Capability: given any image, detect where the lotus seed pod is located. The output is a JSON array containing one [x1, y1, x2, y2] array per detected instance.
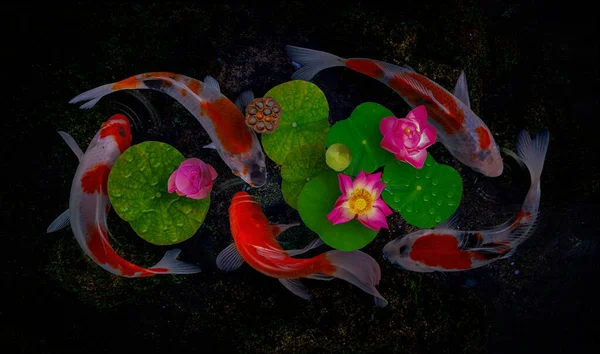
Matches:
[[245, 96, 281, 133], [326, 143, 353, 172]]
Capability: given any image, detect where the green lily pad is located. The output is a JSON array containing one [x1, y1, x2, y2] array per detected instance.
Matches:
[[298, 171, 377, 251], [382, 154, 462, 228], [326, 102, 395, 176], [108, 141, 211, 245], [262, 80, 330, 165], [281, 179, 305, 210], [281, 144, 329, 182]]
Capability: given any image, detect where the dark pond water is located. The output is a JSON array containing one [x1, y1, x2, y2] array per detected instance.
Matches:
[[5, 1, 597, 353]]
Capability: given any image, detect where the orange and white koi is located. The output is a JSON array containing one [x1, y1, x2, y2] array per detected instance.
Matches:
[[285, 46, 503, 177], [69, 73, 266, 187], [46, 114, 201, 277], [382, 130, 549, 272], [216, 192, 388, 306]]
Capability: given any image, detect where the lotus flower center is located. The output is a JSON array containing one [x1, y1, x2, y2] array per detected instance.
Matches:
[[404, 127, 411, 135], [348, 188, 373, 215]]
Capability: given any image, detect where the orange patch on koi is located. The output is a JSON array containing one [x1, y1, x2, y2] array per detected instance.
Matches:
[[81, 164, 111, 195], [200, 98, 252, 154], [181, 88, 187, 97], [186, 79, 203, 95], [389, 73, 465, 134], [112, 76, 139, 90], [100, 120, 132, 153], [346, 59, 384, 79], [475, 126, 491, 150]]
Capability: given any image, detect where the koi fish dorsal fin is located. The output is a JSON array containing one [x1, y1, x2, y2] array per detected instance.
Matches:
[[271, 223, 300, 238], [57, 131, 84, 162], [278, 278, 311, 300], [453, 71, 471, 108], [203, 75, 220, 92], [216, 243, 245, 272], [46, 209, 70, 233], [403, 64, 417, 73], [234, 90, 255, 113], [284, 45, 346, 81]]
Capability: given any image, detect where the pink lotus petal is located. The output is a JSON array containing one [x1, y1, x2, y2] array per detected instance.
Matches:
[[353, 170, 368, 190], [327, 201, 354, 225], [176, 170, 198, 195], [187, 185, 212, 200], [207, 164, 218, 180], [417, 125, 437, 150], [364, 172, 382, 195], [407, 105, 428, 128], [379, 117, 398, 136], [357, 208, 390, 231], [380, 132, 400, 153], [332, 195, 349, 209], [168, 171, 178, 193], [372, 198, 393, 217], [403, 149, 428, 169], [175, 189, 185, 196], [371, 182, 386, 199], [338, 173, 354, 197]]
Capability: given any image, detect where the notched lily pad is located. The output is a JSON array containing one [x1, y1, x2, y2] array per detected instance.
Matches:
[[281, 179, 306, 210], [108, 141, 210, 245], [382, 154, 462, 228], [327, 102, 395, 176], [262, 80, 330, 165], [298, 171, 377, 251]]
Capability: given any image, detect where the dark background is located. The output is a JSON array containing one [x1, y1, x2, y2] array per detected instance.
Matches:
[[4, 1, 598, 353]]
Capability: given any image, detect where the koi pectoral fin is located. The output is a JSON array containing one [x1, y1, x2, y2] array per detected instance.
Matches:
[[286, 238, 324, 257], [57, 131, 84, 162], [203, 142, 217, 150], [279, 278, 311, 300], [453, 70, 471, 108], [271, 222, 301, 238], [46, 209, 70, 233], [203, 75, 221, 92], [216, 243, 245, 272]]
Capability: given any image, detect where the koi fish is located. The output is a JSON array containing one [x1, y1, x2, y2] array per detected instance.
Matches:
[[216, 192, 388, 307], [285, 46, 503, 177], [46, 114, 201, 277], [382, 130, 549, 272], [69, 73, 267, 187]]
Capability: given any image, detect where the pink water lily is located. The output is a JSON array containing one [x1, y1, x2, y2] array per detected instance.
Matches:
[[327, 171, 393, 232], [380, 105, 437, 169], [168, 158, 218, 200]]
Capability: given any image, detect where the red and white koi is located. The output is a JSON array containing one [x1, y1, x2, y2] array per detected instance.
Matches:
[[46, 114, 201, 277], [285, 46, 503, 177], [69, 73, 266, 187], [382, 130, 549, 272], [216, 192, 388, 307]]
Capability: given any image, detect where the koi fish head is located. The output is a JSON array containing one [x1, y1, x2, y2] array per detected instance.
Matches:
[[98, 114, 132, 153], [226, 136, 267, 188], [471, 145, 503, 177], [382, 230, 435, 273]]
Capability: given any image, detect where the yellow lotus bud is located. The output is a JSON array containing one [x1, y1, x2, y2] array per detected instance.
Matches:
[[326, 143, 352, 172]]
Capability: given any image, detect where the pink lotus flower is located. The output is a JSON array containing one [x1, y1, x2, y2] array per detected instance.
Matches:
[[327, 171, 393, 232], [380, 105, 437, 169], [168, 158, 218, 200]]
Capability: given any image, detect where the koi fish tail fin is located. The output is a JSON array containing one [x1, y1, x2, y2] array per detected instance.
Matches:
[[285, 45, 346, 81], [69, 83, 115, 109], [315, 250, 388, 307], [148, 249, 201, 274], [515, 129, 549, 185]]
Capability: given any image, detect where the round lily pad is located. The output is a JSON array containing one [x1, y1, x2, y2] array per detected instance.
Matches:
[[108, 141, 211, 245], [381, 154, 462, 228], [261, 80, 330, 165], [298, 171, 377, 251], [281, 144, 329, 182], [281, 179, 305, 210], [326, 102, 395, 176]]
